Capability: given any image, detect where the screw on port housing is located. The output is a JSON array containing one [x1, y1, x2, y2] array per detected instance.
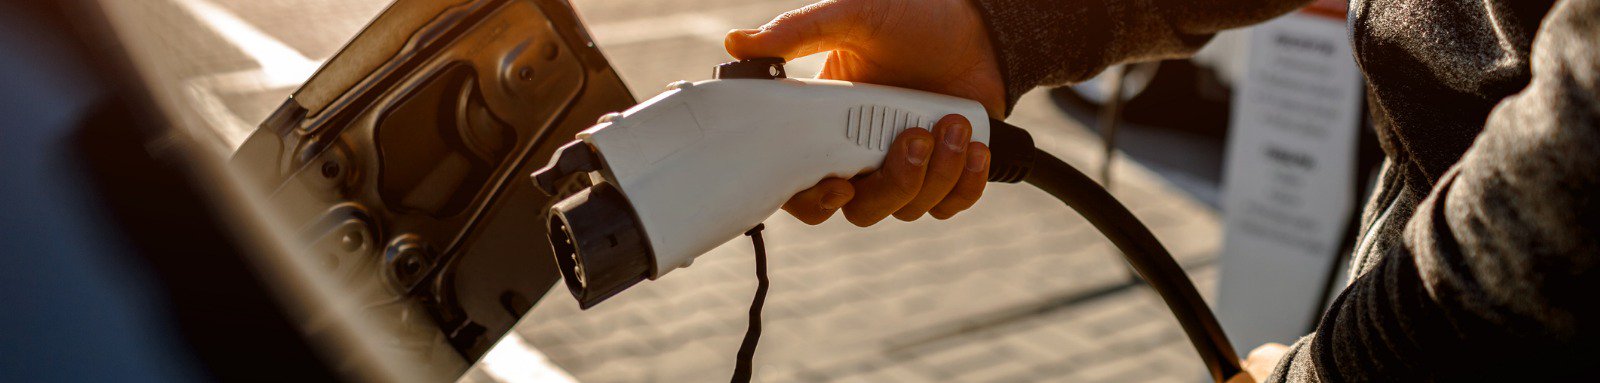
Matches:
[[384, 238, 435, 291]]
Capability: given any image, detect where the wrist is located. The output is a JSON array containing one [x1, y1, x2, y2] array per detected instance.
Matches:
[[965, 0, 1116, 112]]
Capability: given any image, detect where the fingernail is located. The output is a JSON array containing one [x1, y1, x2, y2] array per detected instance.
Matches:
[[735, 28, 760, 36], [821, 192, 848, 210], [907, 137, 931, 166], [967, 150, 989, 172], [943, 123, 967, 151]]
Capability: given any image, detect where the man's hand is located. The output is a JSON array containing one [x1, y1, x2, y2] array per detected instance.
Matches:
[[725, 0, 1006, 226], [781, 115, 990, 226], [724, 0, 1006, 114], [1226, 342, 1290, 383]]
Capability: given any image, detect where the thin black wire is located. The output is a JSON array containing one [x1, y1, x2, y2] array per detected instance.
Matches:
[[731, 224, 768, 383]]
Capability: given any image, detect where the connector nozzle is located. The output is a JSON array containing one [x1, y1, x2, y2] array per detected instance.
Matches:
[[547, 182, 654, 309]]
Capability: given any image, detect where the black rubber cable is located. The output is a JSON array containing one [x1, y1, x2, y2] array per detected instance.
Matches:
[[731, 224, 768, 383], [985, 118, 1240, 381], [730, 120, 1240, 382]]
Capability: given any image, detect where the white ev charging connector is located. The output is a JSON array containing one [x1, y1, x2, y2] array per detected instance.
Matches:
[[537, 62, 989, 305], [532, 59, 1244, 382]]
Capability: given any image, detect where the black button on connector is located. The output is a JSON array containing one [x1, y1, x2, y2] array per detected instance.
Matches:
[[714, 58, 786, 80]]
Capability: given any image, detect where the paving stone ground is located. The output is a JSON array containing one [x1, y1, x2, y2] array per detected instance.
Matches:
[[121, 0, 1227, 381]]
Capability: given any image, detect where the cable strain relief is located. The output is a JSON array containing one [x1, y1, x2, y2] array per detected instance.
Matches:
[[986, 118, 1036, 183]]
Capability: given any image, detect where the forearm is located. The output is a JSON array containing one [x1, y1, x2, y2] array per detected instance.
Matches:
[[968, 0, 1310, 110], [1270, 1, 1600, 381]]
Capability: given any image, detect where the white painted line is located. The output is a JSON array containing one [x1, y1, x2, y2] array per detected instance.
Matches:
[[167, 0, 329, 149], [476, 333, 580, 383], [184, 80, 257, 149], [168, 0, 318, 87]]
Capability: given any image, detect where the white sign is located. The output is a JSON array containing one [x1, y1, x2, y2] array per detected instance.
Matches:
[[1216, 6, 1364, 351]]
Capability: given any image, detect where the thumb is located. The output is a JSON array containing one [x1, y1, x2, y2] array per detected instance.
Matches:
[[724, 0, 864, 60], [1243, 343, 1290, 381]]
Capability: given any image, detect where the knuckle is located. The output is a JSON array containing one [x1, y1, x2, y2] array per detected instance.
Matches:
[[820, 178, 856, 195], [943, 191, 979, 208], [885, 170, 924, 198], [889, 182, 921, 202], [843, 204, 890, 227], [957, 174, 988, 194], [865, 171, 920, 203], [934, 190, 979, 210], [846, 213, 877, 227], [924, 172, 962, 194], [929, 203, 968, 219], [907, 186, 949, 210], [781, 202, 804, 214], [930, 158, 965, 180], [786, 210, 818, 225], [893, 210, 924, 222]]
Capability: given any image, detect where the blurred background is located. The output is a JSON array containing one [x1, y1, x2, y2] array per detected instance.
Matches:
[[27, 0, 1369, 382]]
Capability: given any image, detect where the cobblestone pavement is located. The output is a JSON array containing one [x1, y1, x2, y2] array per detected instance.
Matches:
[[112, 0, 1225, 381]]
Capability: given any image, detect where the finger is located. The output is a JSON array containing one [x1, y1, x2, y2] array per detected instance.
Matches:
[[929, 142, 989, 220], [1243, 343, 1290, 381], [782, 178, 855, 225], [724, 0, 863, 60], [1223, 372, 1258, 383], [894, 115, 971, 221], [842, 128, 934, 227], [816, 50, 846, 79]]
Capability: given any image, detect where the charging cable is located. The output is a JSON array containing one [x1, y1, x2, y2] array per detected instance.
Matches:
[[722, 121, 1240, 382], [994, 119, 1243, 382], [731, 224, 768, 383]]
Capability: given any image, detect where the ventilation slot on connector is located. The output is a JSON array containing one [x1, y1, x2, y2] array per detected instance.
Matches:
[[845, 105, 925, 151]]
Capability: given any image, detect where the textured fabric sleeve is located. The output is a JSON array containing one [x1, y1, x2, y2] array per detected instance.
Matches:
[[967, 0, 1311, 112], [1267, 1, 1600, 381]]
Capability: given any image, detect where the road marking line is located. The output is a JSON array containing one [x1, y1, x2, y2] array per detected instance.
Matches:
[[478, 333, 580, 383], [167, 0, 328, 148], [168, 0, 318, 87]]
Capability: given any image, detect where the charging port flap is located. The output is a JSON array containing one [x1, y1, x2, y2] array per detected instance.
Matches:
[[228, 0, 635, 372]]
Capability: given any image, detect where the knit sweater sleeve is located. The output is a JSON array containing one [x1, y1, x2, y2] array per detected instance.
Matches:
[[968, 0, 1310, 112], [1268, 1, 1600, 381]]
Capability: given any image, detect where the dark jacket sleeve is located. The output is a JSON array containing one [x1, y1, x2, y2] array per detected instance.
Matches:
[[1269, 1, 1600, 381], [968, 0, 1311, 112]]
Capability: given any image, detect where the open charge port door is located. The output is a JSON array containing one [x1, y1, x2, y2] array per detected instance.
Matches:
[[376, 64, 515, 218], [229, 0, 634, 373]]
